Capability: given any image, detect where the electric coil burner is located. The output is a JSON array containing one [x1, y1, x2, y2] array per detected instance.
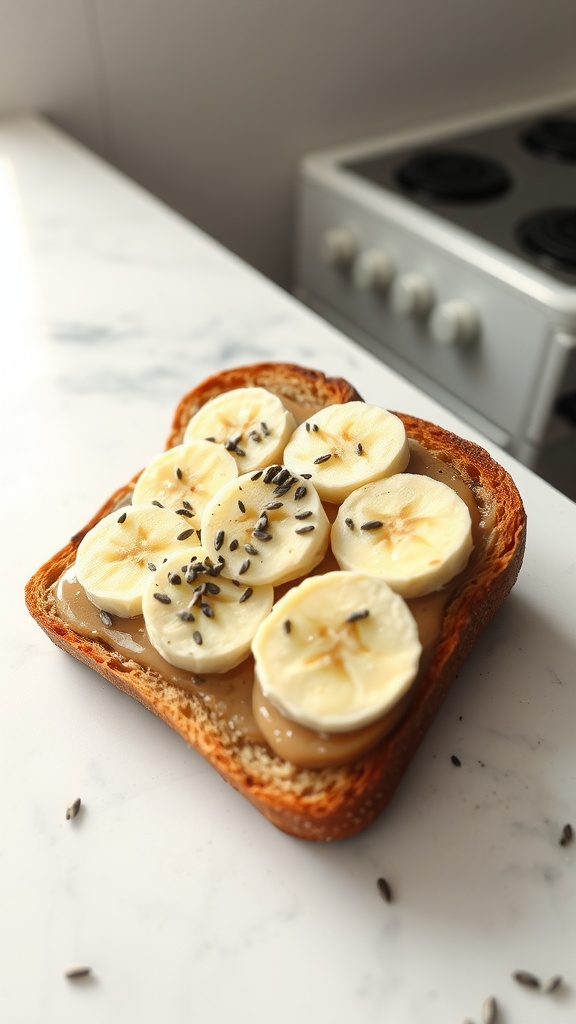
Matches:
[[295, 97, 576, 499], [522, 117, 576, 161], [517, 207, 576, 273], [395, 150, 512, 203]]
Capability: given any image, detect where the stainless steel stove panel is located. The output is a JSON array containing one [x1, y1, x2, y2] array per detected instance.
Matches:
[[294, 95, 576, 499], [342, 106, 576, 284]]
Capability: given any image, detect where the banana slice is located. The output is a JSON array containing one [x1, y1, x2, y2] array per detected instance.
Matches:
[[76, 505, 197, 617], [142, 547, 273, 673], [201, 467, 330, 586], [252, 571, 422, 732], [283, 401, 409, 504], [331, 474, 473, 598], [132, 440, 237, 532], [183, 387, 297, 473]]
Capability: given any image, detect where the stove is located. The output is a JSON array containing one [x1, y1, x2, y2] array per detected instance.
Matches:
[[294, 95, 576, 500]]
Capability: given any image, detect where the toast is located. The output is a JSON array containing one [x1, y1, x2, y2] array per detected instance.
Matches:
[[25, 363, 526, 840]]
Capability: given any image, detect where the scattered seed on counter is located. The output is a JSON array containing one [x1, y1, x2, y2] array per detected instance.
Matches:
[[64, 965, 92, 980], [376, 877, 392, 902], [560, 823, 573, 846], [543, 975, 563, 993], [451, 754, 462, 766], [512, 970, 540, 989], [481, 995, 497, 1024], [66, 798, 82, 821]]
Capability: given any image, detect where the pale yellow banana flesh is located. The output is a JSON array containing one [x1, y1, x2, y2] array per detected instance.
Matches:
[[74, 388, 476, 738], [75, 505, 198, 618], [132, 440, 238, 531], [142, 547, 273, 673], [331, 473, 473, 598], [251, 571, 422, 732], [183, 387, 297, 473], [283, 402, 409, 503], [201, 468, 330, 586]]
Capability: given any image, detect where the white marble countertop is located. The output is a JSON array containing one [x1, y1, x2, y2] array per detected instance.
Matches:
[[1, 115, 574, 1024]]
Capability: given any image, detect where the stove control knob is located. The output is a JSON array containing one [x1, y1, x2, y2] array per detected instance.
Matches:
[[352, 249, 395, 292], [320, 228, 358, 270], [390, 273, 434, 318], [430, 300, 479, 347]]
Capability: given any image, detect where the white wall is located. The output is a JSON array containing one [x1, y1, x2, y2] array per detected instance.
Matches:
[[1, 0, 575, 286]]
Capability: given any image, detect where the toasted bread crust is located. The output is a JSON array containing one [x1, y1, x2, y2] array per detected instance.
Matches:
[[25, 363, 526, 840]]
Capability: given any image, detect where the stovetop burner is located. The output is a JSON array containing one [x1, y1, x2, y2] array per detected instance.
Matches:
[[521, 116, 576, 162], [344, 105, 576, 284], [395, 150, 511, 203], [517, 207, 576, 271]]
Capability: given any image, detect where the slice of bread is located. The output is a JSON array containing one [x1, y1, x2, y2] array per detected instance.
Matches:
[[25, 363, 526, 840]]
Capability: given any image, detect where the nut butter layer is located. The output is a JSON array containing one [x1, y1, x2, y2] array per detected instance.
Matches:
[[24, 362, 526, 841]]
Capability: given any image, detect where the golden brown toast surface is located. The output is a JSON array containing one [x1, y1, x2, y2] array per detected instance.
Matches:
[[25, 363, 526, 840]]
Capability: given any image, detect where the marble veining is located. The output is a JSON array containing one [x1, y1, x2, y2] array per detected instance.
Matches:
[[1, 115, 574, 1024]]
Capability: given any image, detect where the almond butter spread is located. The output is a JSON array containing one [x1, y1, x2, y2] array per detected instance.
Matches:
[[53, 441, 492, 768]]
